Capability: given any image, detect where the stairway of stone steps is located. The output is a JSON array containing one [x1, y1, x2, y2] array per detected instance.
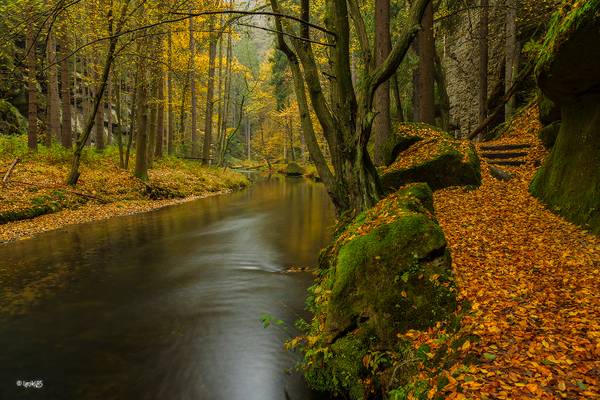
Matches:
[[479, 143, 531, 166]]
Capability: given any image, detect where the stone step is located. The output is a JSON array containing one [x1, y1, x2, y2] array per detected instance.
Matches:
[[480, 143, 531, 151], [489, 160, 527, 166], [481, 151, 529, 160]]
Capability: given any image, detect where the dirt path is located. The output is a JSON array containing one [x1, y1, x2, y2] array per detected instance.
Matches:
[[432, 109, 600, 399]]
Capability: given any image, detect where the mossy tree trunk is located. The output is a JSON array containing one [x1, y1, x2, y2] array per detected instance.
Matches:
[[270, 0, 431, 215]]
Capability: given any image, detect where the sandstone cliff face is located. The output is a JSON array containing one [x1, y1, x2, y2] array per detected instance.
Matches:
[[444, 0, 505, 136]]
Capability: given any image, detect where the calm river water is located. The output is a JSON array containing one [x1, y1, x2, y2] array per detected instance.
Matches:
[[0, 176, 335, 400]]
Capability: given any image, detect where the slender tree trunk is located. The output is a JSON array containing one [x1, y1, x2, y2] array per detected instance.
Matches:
[[95, 82, 105, 150], [116, 76, 125, 168], [147, 80, 158, 168], [189, 14, 199, 157], [215, 27, 224, 160], [373, 0, 391, 166], [155, 71, 164, 159], [125, 76, 137, 170], [26, 14, 38, 151], [246, 119, 251, 160], [134, 75, 149, 180], [218, 31, 232, 165], [391, 73, 404, 122], [202, 17, 217, 165], [434, 51, 450, 130], [479, 0, 489, 126], [416, 2, 435, 124], [505, 0, 518, 119], [46, 25, 60, 146], [67, 36, 117, 185], [59, 33, 72, 148], [107, 76, 113, 145], [167, 33, 174, 155]]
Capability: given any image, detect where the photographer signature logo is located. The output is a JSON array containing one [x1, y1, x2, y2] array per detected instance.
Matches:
[[16, 380, 44, 389]]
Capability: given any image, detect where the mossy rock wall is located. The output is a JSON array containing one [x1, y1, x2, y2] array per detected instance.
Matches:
[[532, 7, 600, 235], [301, 184, 457, 399], [530, 98, 600, 234]]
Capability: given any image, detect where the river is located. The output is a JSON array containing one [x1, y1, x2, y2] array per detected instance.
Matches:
[[0, 176, 335, 400]]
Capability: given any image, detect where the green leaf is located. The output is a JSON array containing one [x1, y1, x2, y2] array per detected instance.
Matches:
[[483, 352, 496, 361]]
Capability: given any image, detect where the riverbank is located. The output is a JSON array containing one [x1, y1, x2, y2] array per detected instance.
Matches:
[[0, 136, 249, 243]]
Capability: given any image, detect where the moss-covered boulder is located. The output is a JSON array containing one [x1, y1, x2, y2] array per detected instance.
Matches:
[[0, 99, 27, 136], [299, 184, 457, 399], [380, 124, 481, 192], [285, 161, 304, 176], [531, 1, 600, 235], [325, 183, 456, 341]]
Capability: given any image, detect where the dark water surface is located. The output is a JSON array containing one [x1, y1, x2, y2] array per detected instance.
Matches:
[[0, 176, 335, 400]]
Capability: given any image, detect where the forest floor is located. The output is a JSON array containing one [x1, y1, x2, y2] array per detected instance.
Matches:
[[422, 105, 600, 399], [0, 136, 249, 243]]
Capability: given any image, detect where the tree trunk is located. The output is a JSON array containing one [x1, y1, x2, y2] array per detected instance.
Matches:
[[416, 2, 435, 124], [434, 51, 450, 130], [116, 76, 125, 168], [504, 0, 518, 119], [155, 71, 164, 159], [134, 79, 149, 180], [479, 0, 489, 126], [215, 28, 224, 160], [391, 73, 404, 122], [147, 79, 158, 169], [373, 0, 391, 166], [26, 15, 38, 151], [107, 76, 113, 145], [95, 84, 105, 150], [59, 33, 72, 148], [202, 17, 217, 165], [271, 0, 430, 215], [125, 76, 137, 170], [67, 34, 118, 185], [167, 33, 174, 155], [46, 25, 60, 146], [189, 14, 199, 157], [218, 31, 233, 165]]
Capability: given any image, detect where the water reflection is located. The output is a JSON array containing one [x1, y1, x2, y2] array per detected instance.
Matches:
[[0, 176, 335, 400]]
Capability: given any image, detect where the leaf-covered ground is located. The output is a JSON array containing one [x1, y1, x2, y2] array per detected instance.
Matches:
[[427, 105, 600, 399], [0, 136, 248, 242]]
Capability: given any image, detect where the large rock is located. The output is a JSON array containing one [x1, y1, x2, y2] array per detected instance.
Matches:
[[0, 99, 26, 136], [380, 124, 481, 192], [538, 121, 560, 149], [302, 184, 457, 398], [284, 161, 304, 176], [531, 3, 600, 235]]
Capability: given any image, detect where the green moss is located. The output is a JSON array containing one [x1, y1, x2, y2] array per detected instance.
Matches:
[[0, 191, 72, 224], [530, 99, 600, 234], [285, 162, 304, 176], [304, 335, 368, 399], [535, 0, 600, 76]]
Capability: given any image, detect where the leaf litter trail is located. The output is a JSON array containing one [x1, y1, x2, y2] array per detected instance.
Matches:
[[433, 106, 600, 399]]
